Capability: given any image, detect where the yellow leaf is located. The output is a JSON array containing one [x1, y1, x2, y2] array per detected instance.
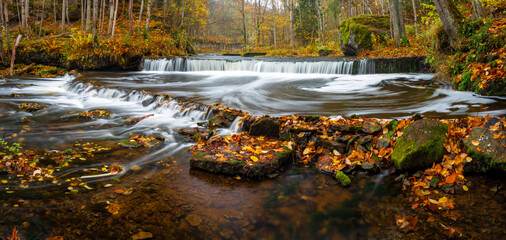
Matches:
[[463, 185, 468, 191], [471, 140, 480, 146], [250, 156, 259, 162], [303, 147, 311, 155]]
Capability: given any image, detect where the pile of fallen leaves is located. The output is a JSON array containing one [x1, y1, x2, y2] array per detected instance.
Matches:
[[453, 18, 506, 96], [192, 133, 289, 165]]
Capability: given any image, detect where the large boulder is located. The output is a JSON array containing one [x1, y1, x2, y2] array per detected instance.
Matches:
[[462, 127, 506, 172], [339, 15, 390, 56], [392, 120, 448, 171]]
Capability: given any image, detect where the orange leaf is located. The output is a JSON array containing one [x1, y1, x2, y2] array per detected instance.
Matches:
[[446, 172, 457, 184], [471, 140, 480, 146]]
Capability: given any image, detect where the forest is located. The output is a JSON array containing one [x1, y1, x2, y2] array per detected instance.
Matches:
[[0, 1, 505, 239], [0, 0, 503, 94]]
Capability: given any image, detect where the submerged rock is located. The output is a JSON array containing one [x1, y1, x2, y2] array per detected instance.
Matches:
[[462, 127, 506, 172], [392, 120, 448, 171]]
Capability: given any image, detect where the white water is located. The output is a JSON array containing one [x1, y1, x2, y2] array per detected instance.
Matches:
[[143, 58, 360, 74]]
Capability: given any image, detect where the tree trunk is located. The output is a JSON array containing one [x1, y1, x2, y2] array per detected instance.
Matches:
[[138, 0, 144, 31], [9, 35, 22, 76], [112, 0, 118, 37], [61, 0, 66, 33], [389, 0, 407, 47], [40, 0, 46, 37], [128, 0, 133, 34], [108, 0, 114, 34], [163, 0, 167, 27], [0, 0, 4, 63], [99, 0, 105, 33], [86, 0, 91, 31], [411, 0, 418, 36], [3, 0, 10, 52], [433, 0, 463, 49], [66, 0, 72, 33], [53, 0, 57, 30], [180, 0, 185, 29], [81, 0, 85, 31], [272, 0, 276, 48], [24, 0, 28, 31], [145, 0, 151, 32], [20, 0, 25, 31], [471, 0, 484, 20], [289, 0, 294, 47], [93, 0, 98, 44]]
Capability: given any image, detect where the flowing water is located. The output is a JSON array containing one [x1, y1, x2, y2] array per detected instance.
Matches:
[[0, 57, 505, 239]]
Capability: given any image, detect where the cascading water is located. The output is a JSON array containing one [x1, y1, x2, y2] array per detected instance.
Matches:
[[143, 58, 359, 74]]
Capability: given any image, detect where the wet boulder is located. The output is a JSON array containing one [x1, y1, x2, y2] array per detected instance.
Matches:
[[392, 120, 448, 171], [462, 127, 506, 172], [248, 117, 281, 138]]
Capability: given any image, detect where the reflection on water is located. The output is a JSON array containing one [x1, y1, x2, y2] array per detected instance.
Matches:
[[0, 66, 505, 239]]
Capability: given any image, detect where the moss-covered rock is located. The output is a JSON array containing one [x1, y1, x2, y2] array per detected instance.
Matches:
[[249, 117, 281, 138], [392, 120, 448, 171], [462, 127, 506, 172], [335, 171, 351, 187], [339, 15, 389, 56]]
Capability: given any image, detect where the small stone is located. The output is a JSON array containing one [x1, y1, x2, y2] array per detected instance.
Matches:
[[377, 135, 391, 149], [357, 136, 373, 145], [362, 121, 382, 134], [361, 161, 376, 171], [131, 231, 153, 240], [186, 214, 202, 226]]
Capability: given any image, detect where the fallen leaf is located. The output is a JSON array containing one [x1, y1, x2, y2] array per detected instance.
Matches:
[[250, 156, 259, 162], [471, 140, 480, 146]]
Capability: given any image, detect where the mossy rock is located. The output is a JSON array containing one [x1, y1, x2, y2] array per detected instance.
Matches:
[[392, 120, 448, 171], [462, 127, 506, 172], [190, 149, 292, 178], [249, 117, 281, 138], [335, 171, 351, 187], [339, 15, 389, 56]]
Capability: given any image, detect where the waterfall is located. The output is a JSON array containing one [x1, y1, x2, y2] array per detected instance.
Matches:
[[63, 81, 211, 122], [358, 59, 375, 74], [142, 58, 365, 74]]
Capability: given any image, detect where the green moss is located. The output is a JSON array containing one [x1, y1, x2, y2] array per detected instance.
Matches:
[[392, 120, 448, 171], [335, 171, 351, 187], [229, 159, 245, 166], [275, 150, 292, 162], [191, 150, 210, 161]]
